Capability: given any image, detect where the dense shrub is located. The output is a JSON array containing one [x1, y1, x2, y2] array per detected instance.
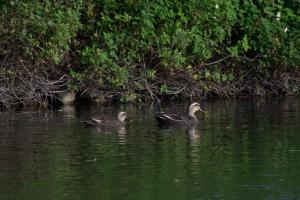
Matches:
[[0, 0, 299, 104], [0, 1, 81, 63]]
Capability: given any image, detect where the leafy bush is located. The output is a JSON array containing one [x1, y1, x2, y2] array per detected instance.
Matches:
[[0, 1, 81, 63], [237, 0, 300, 70], [0, 0, 299, 104]]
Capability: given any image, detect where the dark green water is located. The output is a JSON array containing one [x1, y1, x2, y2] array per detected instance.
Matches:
[[0, 98, 300, 200]]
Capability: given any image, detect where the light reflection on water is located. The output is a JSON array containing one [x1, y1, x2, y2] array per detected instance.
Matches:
[[0, 98, 299, 200]]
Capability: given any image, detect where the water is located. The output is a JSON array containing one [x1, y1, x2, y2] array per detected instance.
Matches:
[[0, 98, 299, 200]]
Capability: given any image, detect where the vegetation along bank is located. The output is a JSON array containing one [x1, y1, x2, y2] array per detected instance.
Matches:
[[0, 0, 299, 107]]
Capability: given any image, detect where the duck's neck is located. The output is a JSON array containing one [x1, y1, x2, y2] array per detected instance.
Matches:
[[188, 111, 196, 118], [118, 118, 125, 124], [188, 110, 199, 123], [117, 115, 125, 124]]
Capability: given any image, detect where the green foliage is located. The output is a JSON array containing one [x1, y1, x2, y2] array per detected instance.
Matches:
[[203, 69, 235, 83], [146, 69, 156, 80], [236, 0, 300, 69], [69, 69, 85, 91], [160, 83, 168, 94], [0, 0, 299, 102], [0, 0, 81, 63], [120, 91, 139, 103]]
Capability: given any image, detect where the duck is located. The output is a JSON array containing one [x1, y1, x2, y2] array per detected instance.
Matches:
[[155, 103, 205, 126], [57, 91, 76, 105], [84, 111, 127, 128]]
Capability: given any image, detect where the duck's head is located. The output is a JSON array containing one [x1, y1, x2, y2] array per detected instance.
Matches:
[[189, 103, 205, 116], [117, 111, 127, 123]]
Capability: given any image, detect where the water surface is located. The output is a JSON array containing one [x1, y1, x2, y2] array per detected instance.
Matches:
[[0, 98, 299, 200]]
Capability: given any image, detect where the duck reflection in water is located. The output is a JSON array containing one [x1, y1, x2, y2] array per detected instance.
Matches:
[[187, 125, 201, 141], [92, 124, 126, 134]]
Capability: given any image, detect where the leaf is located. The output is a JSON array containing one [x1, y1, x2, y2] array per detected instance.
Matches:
[[160, 83, 168, 94], [241, 35, 249, 52], [227, 46, 238, 57]]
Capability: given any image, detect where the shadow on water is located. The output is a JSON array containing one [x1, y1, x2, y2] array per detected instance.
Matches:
[[0, 98, 300, 200]]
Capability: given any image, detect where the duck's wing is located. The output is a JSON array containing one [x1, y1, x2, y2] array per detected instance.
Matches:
[[88, 114, 112, 124], [82, 118, 100, 126], [155, 112, 185, 122], [89, 117, 103, 124]]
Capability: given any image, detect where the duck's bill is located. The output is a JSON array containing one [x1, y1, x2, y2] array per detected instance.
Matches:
[[125, 118, 132, 122], [199, 108, 206, 113]]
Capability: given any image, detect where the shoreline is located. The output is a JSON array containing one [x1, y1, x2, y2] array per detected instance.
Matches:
[[1, 68, 299, 110]]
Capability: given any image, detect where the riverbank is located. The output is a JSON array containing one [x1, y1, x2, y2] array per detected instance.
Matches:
[[1, 1, 299, 107], [0, 61, 299, 109]]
